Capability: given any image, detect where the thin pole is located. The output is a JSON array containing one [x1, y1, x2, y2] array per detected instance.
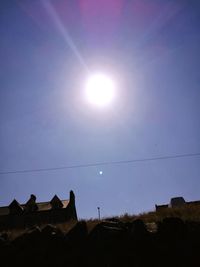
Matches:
[[97, 207, 100, 220]]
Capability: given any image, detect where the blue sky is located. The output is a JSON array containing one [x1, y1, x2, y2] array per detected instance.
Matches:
[[0, 0, 200, 219]]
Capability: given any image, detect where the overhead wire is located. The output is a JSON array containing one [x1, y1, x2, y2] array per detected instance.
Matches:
[[0, 152, 200, 175]]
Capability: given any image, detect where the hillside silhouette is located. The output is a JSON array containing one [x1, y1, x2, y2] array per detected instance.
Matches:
[[0, 206, 200, 267]]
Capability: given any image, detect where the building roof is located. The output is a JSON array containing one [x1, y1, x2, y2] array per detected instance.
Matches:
[[155, 197, 200, 211], [50, 195, 64, 209], [0, 199, 69, 216], [186, 200, 200, 206]]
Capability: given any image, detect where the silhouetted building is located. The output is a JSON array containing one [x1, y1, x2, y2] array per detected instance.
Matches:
[[155, 196, 200, 211], [0, 190, 77, 230]]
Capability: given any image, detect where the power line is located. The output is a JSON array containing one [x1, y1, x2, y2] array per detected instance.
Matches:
[[0, 152, 200, 175]]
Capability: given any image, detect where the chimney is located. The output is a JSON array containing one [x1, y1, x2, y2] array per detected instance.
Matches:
[[70, 190, 75, 205], [25, 194, 38, 212]]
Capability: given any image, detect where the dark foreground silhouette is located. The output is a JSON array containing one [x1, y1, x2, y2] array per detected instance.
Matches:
[[0, 217, 199, 267]]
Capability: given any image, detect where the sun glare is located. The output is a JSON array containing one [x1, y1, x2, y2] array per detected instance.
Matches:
[[85, 73, 115, 107]]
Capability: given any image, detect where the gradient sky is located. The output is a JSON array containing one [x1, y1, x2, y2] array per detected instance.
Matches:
[[0, 0, 200, 219]]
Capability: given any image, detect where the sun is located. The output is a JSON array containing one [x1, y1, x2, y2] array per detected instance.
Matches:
[[85, 73, 115, 107]]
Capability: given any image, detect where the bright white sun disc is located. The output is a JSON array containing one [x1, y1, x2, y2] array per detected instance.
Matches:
[[85, 73, 115, 107]]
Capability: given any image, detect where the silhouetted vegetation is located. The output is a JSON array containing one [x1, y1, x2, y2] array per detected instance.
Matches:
[[0, 206, 200, 266]]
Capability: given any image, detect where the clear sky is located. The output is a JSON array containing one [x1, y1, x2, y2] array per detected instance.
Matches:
[[0, 0, 200, 219]]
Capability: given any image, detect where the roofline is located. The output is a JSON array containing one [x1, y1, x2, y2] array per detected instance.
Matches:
[[0, 199, 69, 209]]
